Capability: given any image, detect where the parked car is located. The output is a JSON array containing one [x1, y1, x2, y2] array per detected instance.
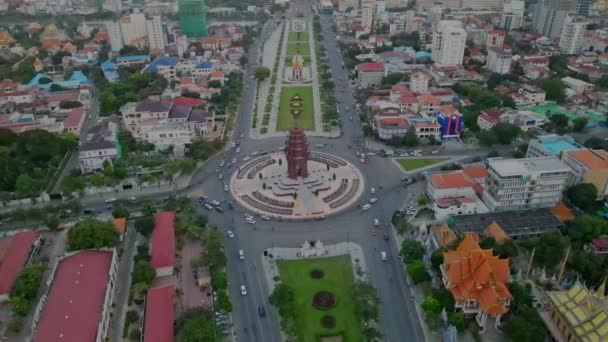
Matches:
[[240, 285, 247, 295], [380, 251, 387, 261], [227, 230, 235, 238], [215, 207, 225, 213]]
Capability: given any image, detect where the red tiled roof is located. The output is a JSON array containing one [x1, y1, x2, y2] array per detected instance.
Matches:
[[478, 114, 498, 124], [414, 121, 439, 128], [591, 237, 608, 252], [357, 62, 384, 72], [144, 286, 174, 342], [64, 107, 85, 129], [463, 165, 488, 180], [429, 171, 474, 189], [0, 231, 39, 295], [151, 211, 176, 270], [172, 96, 205, 107], [33, 250, 113, 342], [380, 118, 407, 126]]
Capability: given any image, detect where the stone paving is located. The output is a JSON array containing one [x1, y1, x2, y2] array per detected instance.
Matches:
[[229, 151, 364, 219]]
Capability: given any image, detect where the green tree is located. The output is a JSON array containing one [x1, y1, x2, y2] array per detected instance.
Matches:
[[568, 215, 608, 245], [534, 231, 568, 268], [132, 260, 156, 285], [569, 250, 608, 287], [539, 78, 567, 103], [566, 183, 598, 212], [508, 281, 534, 307], [202, 228, 227, 269], [127, 309, 139, 322], [216, 289, 233, 312], [62, 175, 86, 193], [478, 130, 498, 146], [572, 117, 588, 132], [67, 218, 120, 251], [506, 304, 547, 342], [254, 65, 271, 80], [448, 311, 467, 332], [400, 239, 425, 263], [549, 113, 570, 129], [112, 206, 130, 218], [11, 263, 45, 300], [43, 214, 60, 230], [135, 216, 154, 236], [491, 122, 521, 145], [406, 260, 431, 284], [212, 271, 228, 290], [353, 280, 381, 322], [141, 201, 157, 216], [421, 296, 442, 330], [176, 314, 217, 342], [430, 248, 445, 272], [403, 129, 420, 147], [9, 296, 31, 316], [269, 283, 297, 338], [430, 287, 455, 312]]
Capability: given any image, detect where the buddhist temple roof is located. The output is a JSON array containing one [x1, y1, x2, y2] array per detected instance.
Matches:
[[483, 221, 509, 245], [431, 225, 457, 248], [546, 280, 608, 342], [443, 233, 511, 315]]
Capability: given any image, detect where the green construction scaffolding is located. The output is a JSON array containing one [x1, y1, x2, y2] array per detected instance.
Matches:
[[179, 0, 208, 38]]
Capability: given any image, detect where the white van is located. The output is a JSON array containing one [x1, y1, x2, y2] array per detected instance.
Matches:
[[362, 204, 372, 211], [370, 187, 376, 195], [380, 251, 387, 261], [239, 250, 244, 260]]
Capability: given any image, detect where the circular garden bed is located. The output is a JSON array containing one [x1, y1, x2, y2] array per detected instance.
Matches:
[[312, 291, 336, 310], [310, 269, 325, 279], [320, 315, 336, 329]]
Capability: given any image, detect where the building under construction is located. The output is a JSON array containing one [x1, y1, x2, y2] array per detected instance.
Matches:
[[178, 0, 208, 38]]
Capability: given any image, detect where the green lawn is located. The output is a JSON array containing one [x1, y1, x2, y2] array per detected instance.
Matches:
[[277, 86, 315, 131], [397, 158, 449, 171], [288, 31, 309, 42], [286, 42, 310, 56], [277, 256, 362, 342]]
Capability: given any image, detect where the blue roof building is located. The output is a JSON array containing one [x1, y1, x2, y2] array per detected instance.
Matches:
[[101, 60, 119, 83], [195, 61, 213, 69], [115, 55, 151, 65], [27, 72, 89, 90], [143, 56, 178, 73]]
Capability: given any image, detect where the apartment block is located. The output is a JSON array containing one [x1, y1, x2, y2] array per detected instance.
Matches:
[[487, 47, 512, 74], [560, 149, 608, 198], [432, 20, 466, 67], [526, 134, 584, 158], [482, 157, 572, 212]]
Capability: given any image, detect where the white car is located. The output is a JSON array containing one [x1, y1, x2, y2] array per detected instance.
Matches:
[[261, 215, 270, 221], [227, 230, 235, 238], [224, 184, 229, 192], [246, 217, 256, 224], [380, 251, 387, 261], [204, 203, 214, 210], [239, 250, 245, 260], [231, 142, 236, 148], [218, 174, 224, 180], [240, 133, 245, 139], [431, 150, 439, 154], [104, 198, 117, 203], [251, 151, 259, 156], [240, 285, 247, 296], [373, 219, 380, 227], [232, 158, 237, 164], [369, 197, 378, 204], [211, 200, 220, 206], [370, 187, 376, 195], [236, 147, 241, 153]]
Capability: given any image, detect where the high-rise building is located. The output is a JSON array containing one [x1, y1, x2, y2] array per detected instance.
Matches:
[[120, 12, 148, 48], [432, 20, 466, 67], [430, 5, 443, 28], [361, 0, 375, 31], [500, 1, 525, 31], [577, 0, 592, 15], [559, 14, 588, 54], [416, 0, 501, 11], [410, 71, 429, 93], [482, 157, 571, 212], [106, 21, 124, 52], [533, 0, 577, 39], [146, 15, 166, 54], [178, 0, 208, 38], [103, 0, 122, 12], [404, 10, 417, 33], [487, 47, 512, 74]]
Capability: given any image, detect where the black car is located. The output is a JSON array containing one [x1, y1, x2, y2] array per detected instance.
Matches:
[[383, 234, 389, 241], [258, 306, 266, 317]]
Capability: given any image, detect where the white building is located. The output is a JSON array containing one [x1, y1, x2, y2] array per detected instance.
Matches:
[[482, 157, 572, 212], [500, 1, 525, 31], [562, 76, 594, 95], [106, 21, 123, 52], [432, 20, 466, 67], [119, 12, 148, 48], [146, 15, 165, 54], [559, 15, 588, 54], [79, 140, 118, 174], [487, 47, 512, 74], [409, 71, 429, 93], [430, 5, 443, 28], [426, 170, 488, 220]]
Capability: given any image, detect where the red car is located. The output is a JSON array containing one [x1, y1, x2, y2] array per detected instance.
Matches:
[[215, 207, 225, 213], [371, 229, 377, 236]]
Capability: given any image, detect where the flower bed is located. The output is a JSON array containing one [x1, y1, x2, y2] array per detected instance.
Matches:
[[312, 291, 336, 310], [310, 269, 325, 279], [321, 315, 336, 329]]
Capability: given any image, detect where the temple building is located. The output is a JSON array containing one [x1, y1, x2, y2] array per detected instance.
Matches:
[[285, 125, 309, 179], [541, 279, 608, 342], [441, 233, 511, 330]]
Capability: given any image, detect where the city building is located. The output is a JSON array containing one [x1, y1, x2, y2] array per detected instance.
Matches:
[[500, 1, 525, 31], [0, 231, 41, 303], [361, 0, 375, 31], [589, 237, 608, 254], [409, 71, 429, 94], [376, 117, 409, 140], [533, 0, 578, 39], [179, 0, 208, 38], [441, 233, 511, 330], [559, 15, 588, 54], [429, 224, 457, 249], [486, 47, 512, 74], [143, 286, 175, 342], [482, 157, 571, 212], [483, 30, 505, 48], [526, 134, 585, 158], [115, 54, 151, 67], [518, 85, 547, 105], [151, 211, 176, 277], [450, 209, 565, 238], [498, 109, 547, 131], [560, 149, 608, 198], [30, 250, 119, 342], [146, 15, 166, 54], [79, 140, 119, 174], [106, 21, 124, 52], [119, 12, 148, 48], [432, 20, 467, 67], [426, 170, 489, 219], [433, 105, 463, 138], [356, 62, 385, 87], [541, 281, 608, 342], [561, 76, 594, 95]]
